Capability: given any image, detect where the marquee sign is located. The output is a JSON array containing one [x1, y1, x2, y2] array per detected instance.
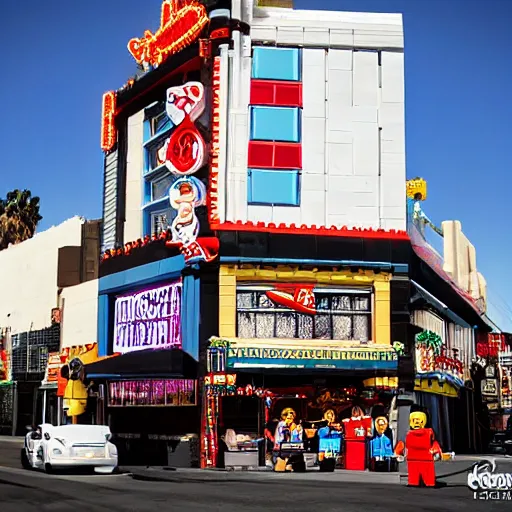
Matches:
[[41, 352, 61, 387], [108, 379, 196, 407], [414, 331, 465, 389], [158, 80, 218, 264], [101, 91, 116, 152], [128, 0, 208, 69], [226, 346, 398, 370], [113, 282, 182, 354]]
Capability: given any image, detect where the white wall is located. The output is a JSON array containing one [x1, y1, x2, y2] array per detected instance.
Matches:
[[0, 217, 84, 335], [60, 279, 99, 348], [222, 2, 406, 231], [124, 109, 144, 243]]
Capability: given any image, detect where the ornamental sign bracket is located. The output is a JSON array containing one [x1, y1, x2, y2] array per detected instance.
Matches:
[[127, 0, 209, 69]]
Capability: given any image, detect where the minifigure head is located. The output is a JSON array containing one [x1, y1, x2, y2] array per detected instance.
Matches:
[[352, 406, 364, 418], [409, 411, 427, 430], [281, 407, 296, 425], [323, 409, 336, 424], [375, 416, 389, 435]]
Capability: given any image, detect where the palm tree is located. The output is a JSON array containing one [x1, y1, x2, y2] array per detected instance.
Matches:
[[0, 189, 43, 250]]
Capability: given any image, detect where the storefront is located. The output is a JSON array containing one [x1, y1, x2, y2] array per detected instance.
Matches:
[[410, 315, 473, 453], [201, 264, 400, 472], [0, 329, 13, 435], [87, 252, 211, 466]]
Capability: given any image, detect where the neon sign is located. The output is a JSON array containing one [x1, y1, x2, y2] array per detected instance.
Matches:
[[164, 82, 207, 175], [266, 285, 316, 315], [108, 379, 196, 407], [101, 91, 116, 151], [414, 331, 464, 388], [157, 80, 218, 264], [127, 0, 208, 69], [113, 282, 182, 354], [209, 56, 221, 223], [169, 176, 207, 245]]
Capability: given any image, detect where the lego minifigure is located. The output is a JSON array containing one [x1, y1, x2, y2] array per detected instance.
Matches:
[[395, 411, 442, 487]]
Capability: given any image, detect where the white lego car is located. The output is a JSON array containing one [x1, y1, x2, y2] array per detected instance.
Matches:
[[21, 423, 118, 474]]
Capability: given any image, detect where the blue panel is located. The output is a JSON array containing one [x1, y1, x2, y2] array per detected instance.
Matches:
[[252, 47, 301, 81], [97, 294, 109, 357], [181, 274, 200, 361], [98, 255, 185, 294], [143, 119, 152, 144], [248, 169, 300, 206], [144, 148, 149, 174], [144, 181, 152, 205], [250, 107, 301, 142]]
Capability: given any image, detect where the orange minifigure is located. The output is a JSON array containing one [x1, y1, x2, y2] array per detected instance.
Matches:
[[395, 411, 442, 487]]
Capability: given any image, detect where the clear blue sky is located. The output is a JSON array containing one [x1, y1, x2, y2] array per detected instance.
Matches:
[[2, 0, 511, 329]]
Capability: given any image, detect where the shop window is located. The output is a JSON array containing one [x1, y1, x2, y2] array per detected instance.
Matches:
[[150, 111, 171, 138], [141, 102, 177, 236], [150, 208, 174, 236], [236, 288, 371, 341], [143, 103, 174, 176], [146, 139, 168, 173], [152, 174, 175, 202]]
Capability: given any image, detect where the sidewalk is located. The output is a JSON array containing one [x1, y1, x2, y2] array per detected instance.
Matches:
[[0, 436, 23, 443], [125, 456, 512, 486], [126, 466, 403, 485]]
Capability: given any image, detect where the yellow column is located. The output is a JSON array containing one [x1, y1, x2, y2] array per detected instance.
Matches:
[[219, 265, 236, 338], [373, 279, 391, 345]]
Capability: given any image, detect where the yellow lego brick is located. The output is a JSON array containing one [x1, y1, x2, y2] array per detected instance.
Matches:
[[329, 273, 351, 283], [234, 268, 258, 278], [375, 300, 391, 319], [375, 324, 391, 345], [373, 280, 391, 291], [219, 285, 236, 298], [219, 265, 236, 276], [353, 275, 373, 283], [276, 269, 297, 280], [219, 324, 236, 338], [219, 293, 236, 308], [292, 270, 318, 281], [219, 303, 235, 319]]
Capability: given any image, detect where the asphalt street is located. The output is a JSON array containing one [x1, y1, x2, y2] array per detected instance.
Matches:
[[0, 439, 510, 512]]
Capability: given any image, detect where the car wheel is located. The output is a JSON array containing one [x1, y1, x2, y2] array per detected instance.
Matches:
[[20, 449, 31, 470], [44, 463, 53, 474]]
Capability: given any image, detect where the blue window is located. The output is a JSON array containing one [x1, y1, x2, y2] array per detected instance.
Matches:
[[250, 106, 301, 142], [143, 103, 174, 177], [252, 47, 301, 81], [142, 202, 176, 238], [248, 169, 300, 206], [142, 103, 177, 236]]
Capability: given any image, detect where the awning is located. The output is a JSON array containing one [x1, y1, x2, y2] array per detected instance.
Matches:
[[410, 280, 473, 328], [410, 251, 492, 330], [224, 343, 398, 373], [84, 348, 198, 380]]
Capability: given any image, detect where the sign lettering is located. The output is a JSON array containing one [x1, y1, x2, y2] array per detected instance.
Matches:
[[113, 282, 182, 354], [226, 346, 398, 370]]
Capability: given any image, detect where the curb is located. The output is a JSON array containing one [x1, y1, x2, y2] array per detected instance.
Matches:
[[128, 469, 403, 486]]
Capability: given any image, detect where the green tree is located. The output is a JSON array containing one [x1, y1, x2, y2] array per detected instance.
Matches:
[[0, 189, 43, 250]]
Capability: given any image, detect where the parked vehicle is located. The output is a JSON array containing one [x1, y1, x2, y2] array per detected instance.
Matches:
[[21, 423, 118, 474]]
